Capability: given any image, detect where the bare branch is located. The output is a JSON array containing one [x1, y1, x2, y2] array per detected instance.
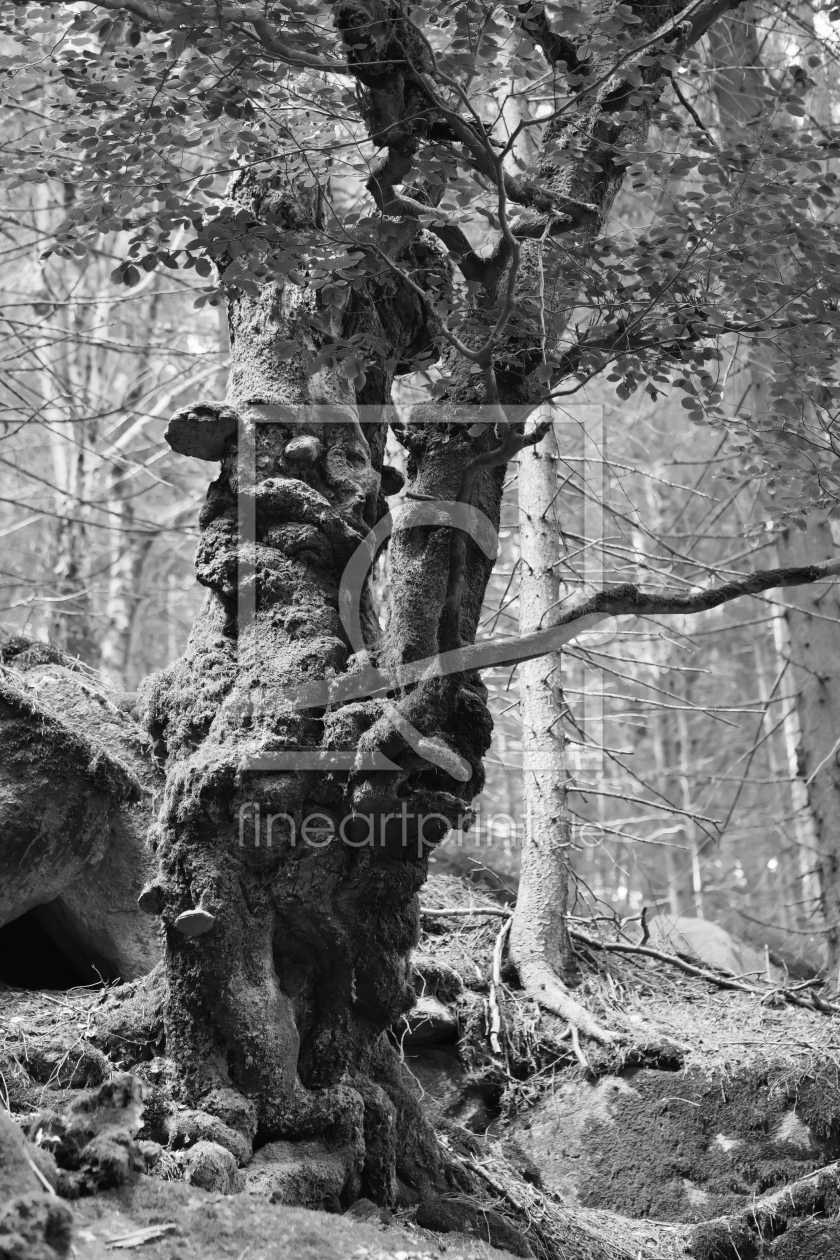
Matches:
[[286, 558, 840, 713]]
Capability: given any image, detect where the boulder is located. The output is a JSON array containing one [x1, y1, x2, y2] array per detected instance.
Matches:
[[26, 1074, 150, 1198], [506, 1064, 838, 1223], [0, 639, 161, 984], [400, 1045, 496, 1131], [0, 1195, 74, 1260], [401, 994, 458, 1046], [167, 1109, 252, 1165], [644, 915, 783, 983], [0, 1110, 73, 1260], [1, 1111, 58, 1201], [181, 1140, 239, 1194], [243, 1138, 352, 1211]]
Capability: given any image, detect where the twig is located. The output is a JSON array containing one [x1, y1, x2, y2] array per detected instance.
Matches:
[[804, 731, 840, 786], [569, 1024, 590, 1070], [25, 1154, 56, 1196], [488, 918, 512, 1056], [666, 70, 712, 133]]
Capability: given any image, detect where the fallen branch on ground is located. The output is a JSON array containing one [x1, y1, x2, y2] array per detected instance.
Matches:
[[420, 906, 840, 1017], [570, 927, 840, 1017]]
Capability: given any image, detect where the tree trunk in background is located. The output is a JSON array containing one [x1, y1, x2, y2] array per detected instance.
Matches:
[[511, 432, 614, 1042], [769, 602, 823, 928], [752, 631, 796, 933], [674, 681, 704, 917], [651, 700, 696, 920], [635, 479, 701, 917], [47, 422, 99, 665], [711, 14, 839, 975], [776, 518, 840, 978], [513, 431, 573, 974], [100, 461, 152, 688]]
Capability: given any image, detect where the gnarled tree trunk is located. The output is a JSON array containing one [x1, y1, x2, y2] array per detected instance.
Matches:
[[135, 174, 504, 1203]]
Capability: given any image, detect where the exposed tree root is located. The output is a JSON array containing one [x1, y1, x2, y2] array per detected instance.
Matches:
[[514, 955, 620, 1045], [422, 904, 622, 1045], [688, 1160, 840, 1260]]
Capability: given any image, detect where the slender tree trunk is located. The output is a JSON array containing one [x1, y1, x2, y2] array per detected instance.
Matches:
[[651, 705, 695, 919], [752, 632, 796, 932], [769, 597, 823, 928], [511, 433, 615, 1042], [100, 462, 152, 688], [47, 422, 99, 665], [513, 434, 573, 975], [674, 679, 704, 917], [776, 517, 840, 978]]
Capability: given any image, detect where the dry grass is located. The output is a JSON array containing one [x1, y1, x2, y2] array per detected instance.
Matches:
[[0, 979, 119, 1111]]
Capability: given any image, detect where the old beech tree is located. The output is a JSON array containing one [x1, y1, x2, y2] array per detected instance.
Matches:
[[5, 0, 840, 1203]]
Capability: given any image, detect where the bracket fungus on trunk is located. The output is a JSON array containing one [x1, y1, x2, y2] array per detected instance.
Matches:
[[165, 402, 240, 462]]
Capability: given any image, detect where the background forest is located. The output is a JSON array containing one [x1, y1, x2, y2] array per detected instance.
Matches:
[[5, 3, 840, 1256], [2, 2, 837, 973]]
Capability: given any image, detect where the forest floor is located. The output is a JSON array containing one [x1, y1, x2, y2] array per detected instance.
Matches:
[[69, 1177, 521, 1260], [3, 872, 840, 1260]]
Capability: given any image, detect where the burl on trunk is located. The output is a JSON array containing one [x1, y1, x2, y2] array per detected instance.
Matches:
[[135, 177, 503, 1205]]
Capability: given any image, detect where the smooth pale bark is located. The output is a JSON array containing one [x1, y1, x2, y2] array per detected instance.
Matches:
[[651, 703, 696, 921], [673, 686, 704, 918]]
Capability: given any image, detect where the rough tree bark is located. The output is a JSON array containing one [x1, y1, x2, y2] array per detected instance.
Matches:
[[134, 162, 509, 1202]]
